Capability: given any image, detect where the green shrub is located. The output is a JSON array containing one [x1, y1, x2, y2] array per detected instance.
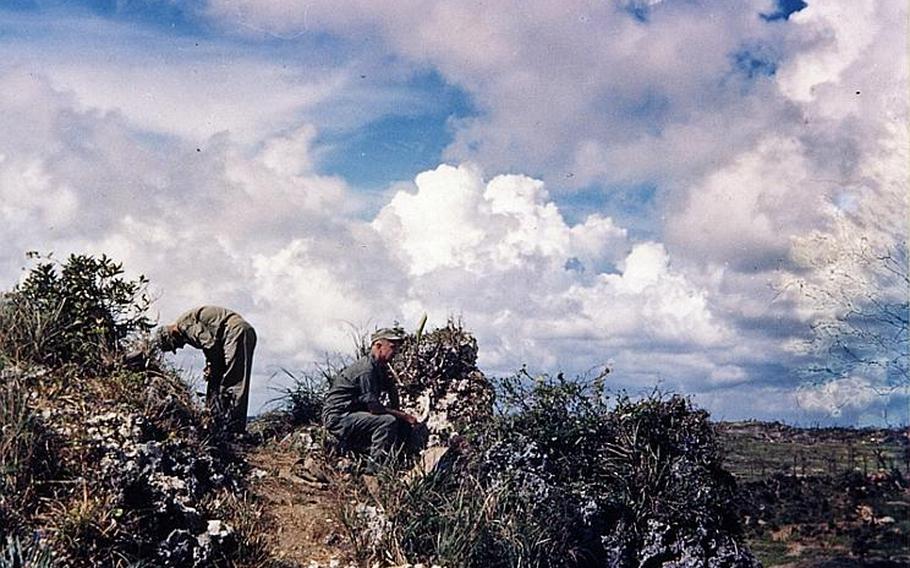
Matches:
[[343, 372, 758, 567], [0, 253, 153, 373]]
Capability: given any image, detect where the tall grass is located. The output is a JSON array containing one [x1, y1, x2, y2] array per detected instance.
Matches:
[[0, 535, 56, 568], [0, 373, 57, 538], [253, 364, 338, 442]]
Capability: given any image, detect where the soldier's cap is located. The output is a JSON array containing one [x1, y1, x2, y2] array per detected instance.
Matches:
[[370, 328, 406, 344]]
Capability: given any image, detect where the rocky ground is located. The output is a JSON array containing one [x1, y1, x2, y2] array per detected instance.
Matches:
[[234, 420, 910, 567]]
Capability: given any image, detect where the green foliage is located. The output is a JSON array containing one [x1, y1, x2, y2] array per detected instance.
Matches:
[[0, 253, 153, 373], [472, 376, 738, 566], [46, 490, 119, 566], [343, 373, 756, 567]]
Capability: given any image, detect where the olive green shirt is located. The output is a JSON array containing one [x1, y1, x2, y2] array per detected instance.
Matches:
[[167, 305, 248, 354], [322, 355, 400, 425]]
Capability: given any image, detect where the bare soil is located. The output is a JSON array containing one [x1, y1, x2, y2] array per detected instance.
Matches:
[[244, 443, 352, 567]]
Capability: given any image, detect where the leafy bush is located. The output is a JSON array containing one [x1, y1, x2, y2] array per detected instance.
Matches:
[[0, 253, 153, 373], [342, 369, 759, 567]]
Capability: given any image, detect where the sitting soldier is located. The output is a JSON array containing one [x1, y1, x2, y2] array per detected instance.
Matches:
[[321, 328, 418, 470]]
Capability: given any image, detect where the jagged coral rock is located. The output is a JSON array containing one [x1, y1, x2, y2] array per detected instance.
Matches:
[[3, 363, 235, 567], [390, 322, 494, 446]]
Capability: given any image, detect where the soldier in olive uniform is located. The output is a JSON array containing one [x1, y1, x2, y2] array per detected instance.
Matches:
[[155, 305, 257, 433], [322, 328, 417, 467]]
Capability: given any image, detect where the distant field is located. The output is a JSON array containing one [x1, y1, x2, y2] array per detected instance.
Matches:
[[718, 421, 910, 567]]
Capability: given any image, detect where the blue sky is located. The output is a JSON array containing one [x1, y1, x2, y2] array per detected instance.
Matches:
[[0, 0, 906, 425], [316, 70, 475, 189]]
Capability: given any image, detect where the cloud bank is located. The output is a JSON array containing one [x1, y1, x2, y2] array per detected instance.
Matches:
[[1, 0, 906, 424]]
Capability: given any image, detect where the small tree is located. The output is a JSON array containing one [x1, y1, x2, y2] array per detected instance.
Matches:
[[0, 252, 154, 373]]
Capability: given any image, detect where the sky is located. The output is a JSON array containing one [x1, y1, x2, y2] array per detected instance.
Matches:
[[0, 0, 907, 426]]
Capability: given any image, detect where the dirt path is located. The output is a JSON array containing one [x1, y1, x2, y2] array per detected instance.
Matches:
[[245, 443, 351, 567]]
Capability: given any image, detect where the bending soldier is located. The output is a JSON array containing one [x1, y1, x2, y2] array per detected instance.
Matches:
[[154, 305, 256, 433]]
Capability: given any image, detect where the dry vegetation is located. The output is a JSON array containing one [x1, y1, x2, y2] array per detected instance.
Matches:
[[720, 422, 910, 567]]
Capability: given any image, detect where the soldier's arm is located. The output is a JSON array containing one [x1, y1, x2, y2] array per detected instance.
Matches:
[[388, 408, 418, 425], [360, 368, 417, 424]]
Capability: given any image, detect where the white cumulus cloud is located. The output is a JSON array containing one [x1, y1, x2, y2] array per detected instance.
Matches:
[[373, 164, 728, 374], [373, 163, 627, 276], [2, 0, 906, 425]]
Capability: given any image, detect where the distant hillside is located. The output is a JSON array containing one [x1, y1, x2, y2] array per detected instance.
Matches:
[[718, 421, 909, 567]]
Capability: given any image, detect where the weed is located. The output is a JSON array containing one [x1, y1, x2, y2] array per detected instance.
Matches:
[[254, 358, 350, 443], [0, 371, 58, 538], [44, 486, 119, 566], [199, 488, 273, 567]]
